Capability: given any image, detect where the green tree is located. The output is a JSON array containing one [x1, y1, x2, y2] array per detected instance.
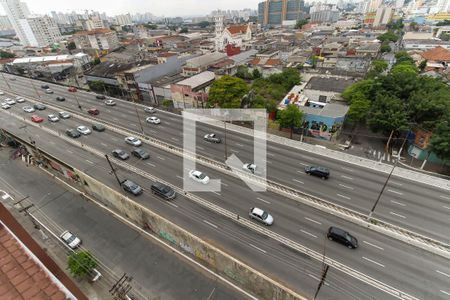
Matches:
[[436, 19, 450, 26], [0, 50, 15, 58], [418, 60, 427, 71], [440, 32, 450, 41], [89, 80, 105, 92], [143, 23, 158, 30], [342, 79, 377, 104], [377, 31, 398, 43], [409, 21, 419, 31], [428, 120, 450, 161], [162, 99, 173, 108], [346, 93, 371, 123], [367, 59, 388, 78], [387, 19, 404, 30], [208, 75, 249, 108], [295, 19, 308, 29], [380, 42, 391, 53], [180, 27, 188, 33], [67, 41, 76, 51], [367, 94, 408, 134], [93, 57, 101, 65], [68, 251, 97, 278], [235, 65, 252, 80], [252, 68, 262, 79], [268, 68, 301, 91], [277, 104, 303, 139], [198, 21, 210, 28]]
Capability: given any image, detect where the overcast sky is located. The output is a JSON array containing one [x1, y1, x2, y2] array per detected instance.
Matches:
[[0, 0, 262, 17]]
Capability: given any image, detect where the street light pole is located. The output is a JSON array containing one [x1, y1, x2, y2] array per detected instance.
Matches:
[[1, 72, 12, 90], [132, 97, 144, 135], [29, 79, 41, 99], [224, 121, 228, 160]]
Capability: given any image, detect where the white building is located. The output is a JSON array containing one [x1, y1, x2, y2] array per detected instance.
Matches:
[[214, 15, 252, 51], [20, 16, 62, 47], [373, 6, 394, 27], [73, 28, 120, 51], [0, 0, 31, 45], [115, 13, 132, 25], [0, 15, 12, 29], [82, 15, 105, 31], [437, 0, 450, 12]]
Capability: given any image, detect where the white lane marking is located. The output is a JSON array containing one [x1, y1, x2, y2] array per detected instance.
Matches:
[[212, 191, 221, 196], [176, 175, 183, 180], [340, 175, 353, 180], [337, 194, 351, 200], [167, 202, 178, 208], [235, 143, 244, 147], [390, 200, 406, 207], [443, 206, 450, 210], [265, 160, 272, 164], [304, 217, 322, 225], [441, 290, 450, 296], [363, 241, 384, 250], [300, 229, 317, 238], [440, 195, 450, 200], [203, 220, 218, 229], [66, 150, 73, 154], [146, 162, 156, 167], [341, 166, 353, 172], [256, 197, 271, 204], [299, 162, 309, 166], [339, 184, 354, 190], [111, 137, 118, 141], [390, 181, 403, 186], [164, 122, 171, 125], [231, 149, 239, 153], [390, 211, 406, 219], [436, 270, 450, 278], [197, 146, 205, 150], [293, 179, 304, 184], [362, 257, 385, 268], [85, 160, 94, 164], [101, 142, 108, 147], [387, 189, 403, 195], [171, 137, 179, 141], [267, 152, 275, 157], [307, 274, 330, 286], [130, 123, 137, 127], [157, 156, 165, 160], [249, 243, 267, 254], [113, 118, 119, 121], [221, 182, 228, 187]]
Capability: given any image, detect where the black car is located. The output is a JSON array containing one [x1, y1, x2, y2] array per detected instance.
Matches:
[[151, 182, 176, 200], [203, 133, 221, 143], [304, 166, 330, 179], [112, 149, 129, 160], [33, 103, 46, 110], [56, 96, 65, 101], [41, 84, 49, 89], [65, 129, 81, 138], [121, 179, 142, 196], [327, 227, 358, 249], [132, 148, 150, 160], [96, 95, 106, 100], [92, 124, 105, 132]]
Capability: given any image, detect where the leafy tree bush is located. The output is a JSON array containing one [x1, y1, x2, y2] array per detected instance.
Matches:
[[277, 104, 304, 139], [68, 251, 97, 278], [208, 75, 249, 108]]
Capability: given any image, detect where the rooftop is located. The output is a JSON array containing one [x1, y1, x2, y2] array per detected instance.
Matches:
[[185, 52, 227, 68], [301, 102, 349, 118], [175, 71, 215, 89], [421, 46, 450, 61], [227, 24, 249, 35], [12, 55, 71, 64], [73, 28, 114, 36], [403, 32, 434, 40], [305, 76, 356, 93]]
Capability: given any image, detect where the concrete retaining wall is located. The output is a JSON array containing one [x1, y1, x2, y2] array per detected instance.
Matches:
[[73, 169, 306, 300]]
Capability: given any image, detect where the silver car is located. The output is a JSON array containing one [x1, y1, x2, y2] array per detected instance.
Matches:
[[125, 136, 142, 146], [249, 207, 274, 226], [48, 114, 59, 122], [23, 106, 35, 113], [77, 125, 91, 135]]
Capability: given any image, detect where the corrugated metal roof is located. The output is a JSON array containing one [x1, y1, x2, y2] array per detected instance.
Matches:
[[176, 71, 215, 88]]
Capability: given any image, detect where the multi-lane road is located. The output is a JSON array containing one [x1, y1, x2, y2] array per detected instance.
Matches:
[[1, 74, 450, 300]]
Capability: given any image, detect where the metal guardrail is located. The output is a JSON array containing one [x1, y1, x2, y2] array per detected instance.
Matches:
[[3, 91, 450, 260], [2, 110, 421, 300]]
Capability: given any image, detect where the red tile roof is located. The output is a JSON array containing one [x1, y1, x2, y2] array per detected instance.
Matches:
[[227, 25, 249, 35], [265, 58, 281, 66], [421, 46, 450, 62]]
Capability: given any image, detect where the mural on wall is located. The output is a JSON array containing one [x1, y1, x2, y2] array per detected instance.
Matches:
[[306, 121, 341, 140]]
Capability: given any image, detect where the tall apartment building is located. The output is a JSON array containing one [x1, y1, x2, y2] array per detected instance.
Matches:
[[0, 0, 30, 45], [310, 4, 340, 23], [258, 0, 306, 26], [0, 15, 12, 29], [115, 13, 132, 25], [373, 6, 394, 27], [73, 28, 120, 51], [20, 16, 62, 47], [82, 15, 105, 31]]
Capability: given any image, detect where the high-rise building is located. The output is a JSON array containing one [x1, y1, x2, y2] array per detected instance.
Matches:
[[19, 16, 62, 47], [373, 6, 394, 27], [258, 0, 306, 26], [0, 0, 31, 45], [310, 4, 340, 23], [0, 15, 12, 29], [437, 0, 450, 12], [73, 28, 120, 51], [115, 13, 132, 25]]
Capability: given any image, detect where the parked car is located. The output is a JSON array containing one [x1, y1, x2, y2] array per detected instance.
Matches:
[[48, 114, 59, 122], [23, 106, 35, 113], [144, 106, 156, 113], [132, 148, 150, 160], [203, 133, 221, 143], [112, 149, 129, 160], [0, 91, 4, 95], [87, 108, 99, 115], [60, 230, 81, 249], [15, 96, 25, 103], [1, 103, 10, 109], [151, 182, 176, 200], [9, 77, 16, 81], [5, 98, 15, 105], [243, 163, 256, 174], [95, 94, 106, 100], [249, 207, 274, 226], [33, 103, 46, 110], [56, 96, 65, 101], [327, 227, 358, 249], [76, 125, 91, 135], [104, 99, 116, 106], [304, 166, 330, 179], [66, 129, 81, 138], [92, 124, 105, 132], [146, 116, 160, 124], [121, 179, 143, 196], [41, 84, 49, 89], [188, 170, 209, 184], [45, 89, 53, 94], [125, 136, 142, 146], [31, 115, 44, 123], [59, 111, 71, 119], [68, 86, 77, 92]]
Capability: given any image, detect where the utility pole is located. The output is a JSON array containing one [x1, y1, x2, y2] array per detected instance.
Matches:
[[132, 98, 144, 135], [105, 154, 122, 186], [29, 79, 41, 99], [313, 264, 329, 300], [224, 121, 228, 160], [110, 273, 134, 300], [1, 72, 12, 90], [19, 204, 40, 229], [74, 92, 82, 111]]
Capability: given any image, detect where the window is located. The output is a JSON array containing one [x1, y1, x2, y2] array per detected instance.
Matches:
[[318, 95, 327, 103]]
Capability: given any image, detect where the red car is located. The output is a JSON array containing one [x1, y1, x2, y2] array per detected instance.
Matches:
[[68, 86, 77, 92], [31, 115, 44, 123], [88, 108, 99, 115]]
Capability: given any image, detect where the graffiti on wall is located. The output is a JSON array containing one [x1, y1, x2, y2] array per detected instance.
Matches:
[[159, 231, 176, 244], [180, 241, 194, 255]]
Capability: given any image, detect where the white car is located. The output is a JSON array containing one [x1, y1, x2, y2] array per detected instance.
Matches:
[[125, 136, 142, 146], [249, 207, 274, 226], [59, 111, 71, 119], [0, 91, 4, 95], [16, 96, 25, 103], [60, 230, 81, 249], [45, 89, 53, 94], [23, 106, 35, 113], [104, 99, 116, 106], [188, 170, 210, 184], [48, 114, 59, 122], [243, 163, 257, 174], [146, 116, 160, 124], [77, 125, 91, 135], [144, 106, 156, 113], [1, 103, 10, 109], [5, 98, 15, 105]]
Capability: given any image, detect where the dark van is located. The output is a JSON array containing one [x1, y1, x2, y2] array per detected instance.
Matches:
[[151, 182, 176, 200]]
